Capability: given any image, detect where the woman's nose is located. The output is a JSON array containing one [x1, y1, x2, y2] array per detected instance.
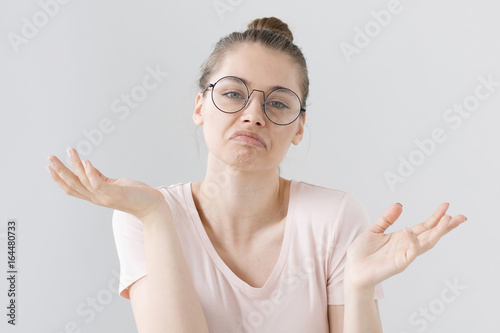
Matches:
[[241, 90, 267, 125]]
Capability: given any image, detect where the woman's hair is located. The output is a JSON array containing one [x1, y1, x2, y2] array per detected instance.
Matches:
[[197, 17, 309, 111]]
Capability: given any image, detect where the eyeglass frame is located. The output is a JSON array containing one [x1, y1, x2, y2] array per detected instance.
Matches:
[[202, 75, 306, 126]]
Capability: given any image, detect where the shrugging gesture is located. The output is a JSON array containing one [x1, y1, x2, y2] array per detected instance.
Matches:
[[345, 202, 467, 291], [46, 147, 165, 219]]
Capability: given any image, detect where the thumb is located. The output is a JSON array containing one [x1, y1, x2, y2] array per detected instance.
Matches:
[[368, 203, 403, 234], [405, 227, 422, 265], [84, 160, 110, 191]]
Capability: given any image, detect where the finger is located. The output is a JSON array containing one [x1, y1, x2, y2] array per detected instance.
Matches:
[[443, 214, 468, 236], [46, 162, 90, 201], [402, 227, 422, 269], [67, 148, 92, 189], [85, 161, 111, 183], [84, 160, 111, 192], [83, 159, 126, 207], [417, 214, 451, 253], [369, 203, 403, 234], [410, 202, 449, 236], [47, 155, 93, 198]]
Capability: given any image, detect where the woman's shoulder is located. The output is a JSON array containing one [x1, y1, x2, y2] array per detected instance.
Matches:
[[155, 182, 185, 192], [291, 180, 370, 235], [292, 179, 348, 201], [154, 182, 191, 211], [291, 179, 366, 216], [154, 182, 188, 199]]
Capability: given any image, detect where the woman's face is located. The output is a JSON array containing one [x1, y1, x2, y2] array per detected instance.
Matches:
[[193, 43, 306, 173]]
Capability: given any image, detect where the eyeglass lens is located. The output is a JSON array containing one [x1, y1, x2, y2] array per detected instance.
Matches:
[[211, 77, 302, 125]]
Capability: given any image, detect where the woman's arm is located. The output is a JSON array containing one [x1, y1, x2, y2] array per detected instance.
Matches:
[[47, 148, 209, 332], [328, 298, 381, 333], [342, 288, 382, 332], [328, 305, 344, 333], [129, 203, 209, 333]]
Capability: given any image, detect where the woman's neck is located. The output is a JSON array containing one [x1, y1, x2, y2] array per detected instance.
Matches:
[[191, 162, 289, 246]]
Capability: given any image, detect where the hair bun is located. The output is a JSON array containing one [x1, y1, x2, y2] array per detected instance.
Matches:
[[247, 17, 294, 41]]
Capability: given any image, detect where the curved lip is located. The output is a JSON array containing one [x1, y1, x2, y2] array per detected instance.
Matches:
[[230, 130, 267, 148]]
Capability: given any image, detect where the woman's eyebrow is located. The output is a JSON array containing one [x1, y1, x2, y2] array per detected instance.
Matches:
[[240, 77, 291, 91]]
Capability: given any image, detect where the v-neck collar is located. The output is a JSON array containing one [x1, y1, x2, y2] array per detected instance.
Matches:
[[183, 179, 298, 295]]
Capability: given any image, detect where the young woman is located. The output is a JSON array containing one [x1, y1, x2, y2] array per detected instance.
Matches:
[[46, 17, 467, 333]]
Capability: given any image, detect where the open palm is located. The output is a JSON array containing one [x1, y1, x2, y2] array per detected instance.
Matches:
[[47, 148, 165, 219], [345, 203, 467, 290]]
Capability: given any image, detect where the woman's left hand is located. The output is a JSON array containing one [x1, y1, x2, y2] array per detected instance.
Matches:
[[344, 202, 467, 291]]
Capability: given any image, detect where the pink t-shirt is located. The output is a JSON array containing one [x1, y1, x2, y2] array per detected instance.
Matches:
[[112, 179, 384, 332]]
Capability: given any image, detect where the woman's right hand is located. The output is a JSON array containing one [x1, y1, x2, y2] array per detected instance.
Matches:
[[46, 147, 166, 219]]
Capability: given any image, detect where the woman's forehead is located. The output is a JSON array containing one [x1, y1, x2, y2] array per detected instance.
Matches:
[[212, 44, 302, 93]]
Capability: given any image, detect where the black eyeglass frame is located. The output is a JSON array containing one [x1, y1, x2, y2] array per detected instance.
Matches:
[[202, 75, 306, 126]]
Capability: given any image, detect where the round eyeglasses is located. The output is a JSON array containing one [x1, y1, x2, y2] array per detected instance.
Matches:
[[203, 76, 306, 126]]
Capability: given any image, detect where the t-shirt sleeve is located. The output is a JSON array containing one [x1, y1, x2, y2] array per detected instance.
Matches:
[[326, 192, 384, 305], [112, 209, 147, 300]]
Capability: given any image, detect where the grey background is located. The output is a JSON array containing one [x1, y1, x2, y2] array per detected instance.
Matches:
[[1, 0, 499, 332]]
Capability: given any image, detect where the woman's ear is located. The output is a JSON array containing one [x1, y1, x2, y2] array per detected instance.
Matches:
[[291, 114, 306, 145], [193, 92, 204, 126]]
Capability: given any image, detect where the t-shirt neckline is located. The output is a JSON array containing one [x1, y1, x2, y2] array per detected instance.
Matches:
[[183, 179, 298, 295]]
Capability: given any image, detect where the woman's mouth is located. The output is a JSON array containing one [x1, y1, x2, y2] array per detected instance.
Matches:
[[230, 131, 267, 148], [231, 135, 265, 147]]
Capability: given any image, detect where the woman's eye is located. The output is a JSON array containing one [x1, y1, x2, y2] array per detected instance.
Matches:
[[224, 91, 244, 99], [268, 101, 288, 109]]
